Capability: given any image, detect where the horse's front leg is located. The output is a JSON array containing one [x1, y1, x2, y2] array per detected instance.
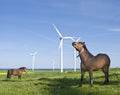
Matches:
[[89, 70, 93, 87], [79, 69, 85, 87], [7, 75, 11, 80]]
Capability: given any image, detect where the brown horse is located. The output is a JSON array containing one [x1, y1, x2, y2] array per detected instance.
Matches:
[[72, 42, 110, 87], [7, 67, 27, 79]]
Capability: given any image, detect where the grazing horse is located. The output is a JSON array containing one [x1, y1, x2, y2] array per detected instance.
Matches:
[[72, 42, 110, 87], [7, 67, 27, 79]]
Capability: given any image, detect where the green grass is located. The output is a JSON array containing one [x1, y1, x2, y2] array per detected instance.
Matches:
[[0, 68, 120, 95]]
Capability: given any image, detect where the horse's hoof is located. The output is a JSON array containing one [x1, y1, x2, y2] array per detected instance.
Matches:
[[79, 84, 82, 87], [103, 82, 109, 85], [90, 85, 93, 87]]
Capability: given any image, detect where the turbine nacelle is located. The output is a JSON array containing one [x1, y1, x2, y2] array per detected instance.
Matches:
[[59, 37, 62, 40]]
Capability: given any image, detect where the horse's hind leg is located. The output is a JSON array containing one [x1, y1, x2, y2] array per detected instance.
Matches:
[[18, 75, 21, 79], [102, 66, 109, 84]]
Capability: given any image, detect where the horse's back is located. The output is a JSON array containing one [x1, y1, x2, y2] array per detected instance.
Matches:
[[7, 69, 20, 76], [95, 53, 110, 66]]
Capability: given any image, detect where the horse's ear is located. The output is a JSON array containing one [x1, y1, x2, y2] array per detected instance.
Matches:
[[83, 42, 85, 45]]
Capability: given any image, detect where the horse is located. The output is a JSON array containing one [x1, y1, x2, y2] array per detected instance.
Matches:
[[72, 42, 110, 87], [7, 67, 27, 79]]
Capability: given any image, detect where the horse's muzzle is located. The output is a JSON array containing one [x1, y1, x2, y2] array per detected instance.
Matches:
[[72, 42, 76, 46]]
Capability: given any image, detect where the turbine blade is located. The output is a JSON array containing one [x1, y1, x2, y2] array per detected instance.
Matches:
[[30, 51, 37, 56], [63, 37, 71, 39], [71, 38, 75, 41], [30, 53, 33, 55], [52, 24, 63, 37], [59, 39, 63, 48], [63, 37, 73, 39], [76, 37, 80, 42], [34, 51, 37, 55], [70, 37, 76, 41]]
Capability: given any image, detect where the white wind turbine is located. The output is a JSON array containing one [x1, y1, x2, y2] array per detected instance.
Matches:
[[52, 24, 74, 72], [30, 51, 37, 72], [52, 58, 55, 71], [72, 37, 80, 71]]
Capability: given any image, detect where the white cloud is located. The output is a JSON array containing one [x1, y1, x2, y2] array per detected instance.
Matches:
[[108, 28, 120, 32]]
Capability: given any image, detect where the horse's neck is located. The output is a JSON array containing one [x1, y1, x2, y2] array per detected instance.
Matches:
[[79, 47, 94, 62]]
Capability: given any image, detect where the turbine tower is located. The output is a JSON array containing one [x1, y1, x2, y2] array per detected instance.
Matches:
[[52, 24, 74, 72], [30, 51, 37, 72], [72, 37, 80, 71]]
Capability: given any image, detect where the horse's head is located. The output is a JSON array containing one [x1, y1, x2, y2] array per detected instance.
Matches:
[[19, 67, 27, 73], [72, 42, 85, 52]]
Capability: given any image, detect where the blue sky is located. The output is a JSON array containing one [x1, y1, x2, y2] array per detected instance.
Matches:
[[0, 0, 120, 69]]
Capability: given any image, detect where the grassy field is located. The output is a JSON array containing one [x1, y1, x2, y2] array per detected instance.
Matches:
[[0, 68, 120, 95]]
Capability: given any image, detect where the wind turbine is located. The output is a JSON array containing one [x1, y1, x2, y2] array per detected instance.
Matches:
[[52, 58, 55, 71], [52, 24, 74, 72], [72, 37, 80, 71], [30, 51, 37, 72]]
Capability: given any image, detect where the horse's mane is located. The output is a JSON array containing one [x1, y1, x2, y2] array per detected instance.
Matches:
[[83, 44, 94, 58], [19, 67, 26, 69], [77, 43, 94, 58]]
